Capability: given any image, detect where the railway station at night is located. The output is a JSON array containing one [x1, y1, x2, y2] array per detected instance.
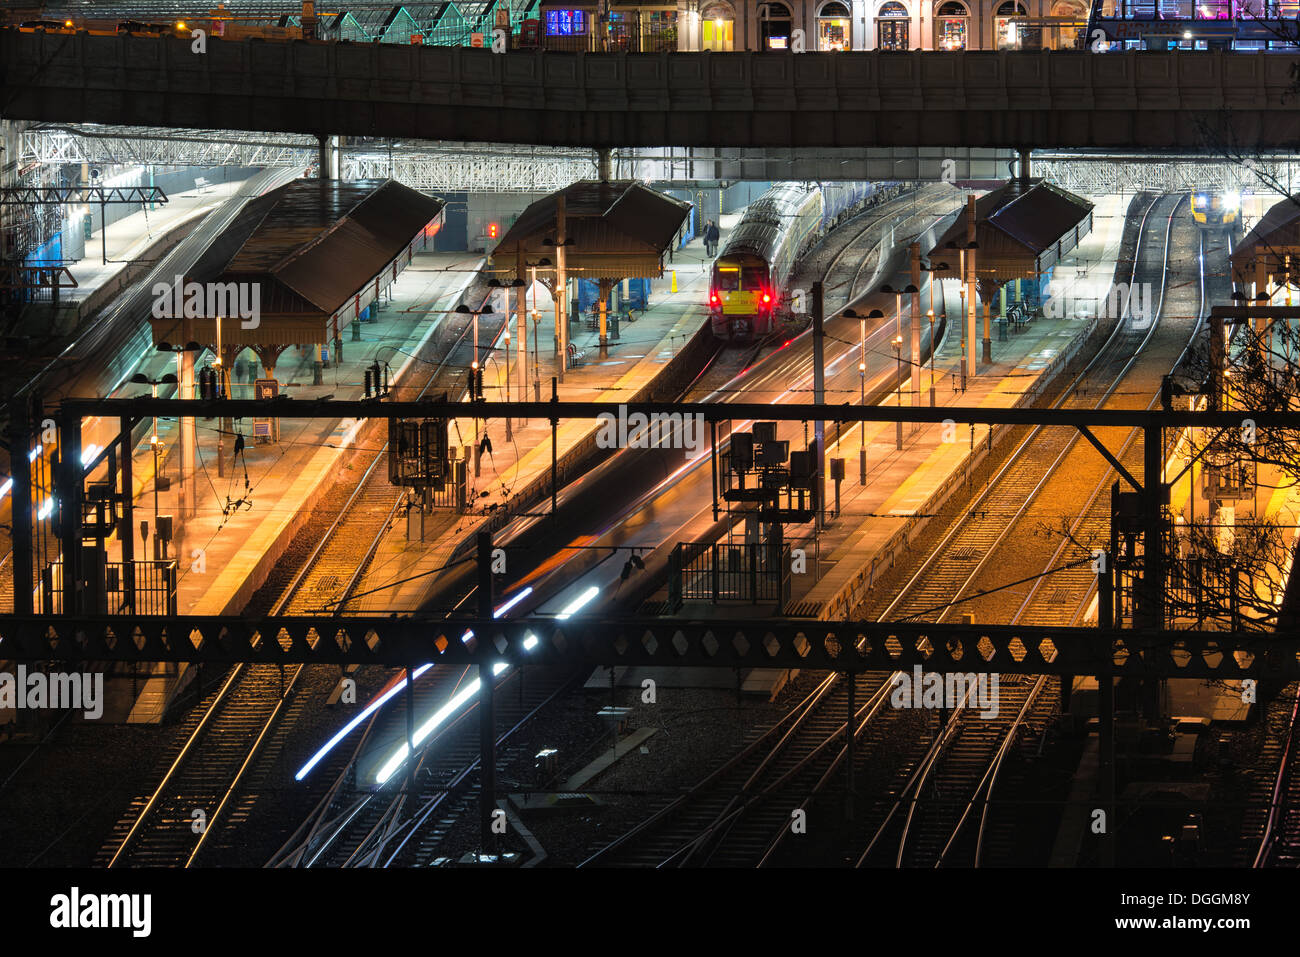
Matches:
[[0, 0, 1293, 937]]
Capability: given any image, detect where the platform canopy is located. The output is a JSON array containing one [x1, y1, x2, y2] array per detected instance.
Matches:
[[929, 178, 1094, 297], [1231, 196, 1300, 289], [484, 180, 691, 282], [150, 178, 444, 348]]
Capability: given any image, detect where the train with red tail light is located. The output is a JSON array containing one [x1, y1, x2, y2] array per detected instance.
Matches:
[[707, 181, 884, 342]]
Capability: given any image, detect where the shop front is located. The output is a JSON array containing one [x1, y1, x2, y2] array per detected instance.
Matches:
[[817, 0, 851, 48], [935, 0, 968, 49], [876, 0, 910, 49]]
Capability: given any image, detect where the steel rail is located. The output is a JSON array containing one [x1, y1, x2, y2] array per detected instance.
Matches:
[[855, 192, 1188, 868]]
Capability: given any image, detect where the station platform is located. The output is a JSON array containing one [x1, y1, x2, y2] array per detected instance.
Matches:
[[111, 250, 478, 613], [346, 228, 723, 614], [15, 177, 257, 337], [73, 221, 722, 718], [64, 180, 246, 302], [70, 249, 476, 720], [781, 193, 1131, 623]]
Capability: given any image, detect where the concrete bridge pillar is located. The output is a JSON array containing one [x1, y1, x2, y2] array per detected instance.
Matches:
[[316, 134, 341, 179]]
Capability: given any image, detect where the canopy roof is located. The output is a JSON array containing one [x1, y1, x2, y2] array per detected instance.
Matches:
[[1232, 196, 1300, 285], [485, 180, 691, 281], [150, 178, 443, 346], [929, 178, 1094, 288]]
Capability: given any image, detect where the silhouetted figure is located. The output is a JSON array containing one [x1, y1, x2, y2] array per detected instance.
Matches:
[[703, 220, 720, 257]]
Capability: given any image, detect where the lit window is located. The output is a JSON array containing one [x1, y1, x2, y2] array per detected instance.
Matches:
[[545, 9, 587, 35]]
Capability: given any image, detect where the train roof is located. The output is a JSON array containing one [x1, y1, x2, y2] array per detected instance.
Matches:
[[720, 184, 820, 262]]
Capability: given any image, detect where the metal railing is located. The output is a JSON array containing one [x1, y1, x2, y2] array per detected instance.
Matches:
[[43, 559, 178, 616], [669, 541, 791, 607]]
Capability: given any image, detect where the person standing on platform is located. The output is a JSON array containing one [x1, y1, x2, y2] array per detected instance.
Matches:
[[703, 220, 720, 258]]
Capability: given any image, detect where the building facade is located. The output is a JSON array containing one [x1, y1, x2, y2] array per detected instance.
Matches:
[[683, 0, 1088, 51], [536, 0, 1089, 51]]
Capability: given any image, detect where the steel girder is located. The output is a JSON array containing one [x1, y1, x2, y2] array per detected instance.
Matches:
[[0, 185, 168, 204], [0, 614, 1285, 678]]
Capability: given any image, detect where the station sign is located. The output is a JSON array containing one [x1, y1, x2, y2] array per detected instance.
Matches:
[[254, 378, 278, 440]]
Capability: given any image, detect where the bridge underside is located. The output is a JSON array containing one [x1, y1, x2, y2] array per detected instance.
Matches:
[[3, 33, 1299, 150], [17, 124, 1298, 195]]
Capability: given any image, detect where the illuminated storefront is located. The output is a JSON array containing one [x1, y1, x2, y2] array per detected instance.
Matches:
[[540, 3, 595, 49], [608, 2, 678, 51], [995, 0, 1027, 48], [935, 0, 968, 49], [544, 7, 590, 36], [701, 0, 734, 49], [1047, 0, 1087, 48], [817, 0, 851, 49], [876, 1, 910, 49]]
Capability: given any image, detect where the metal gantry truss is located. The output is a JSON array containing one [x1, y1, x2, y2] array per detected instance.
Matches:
[[20, 126, 596, 192], [22, 126, 1300, 195], [346, 145, 595, 192], [0, 185, 168, 205], [21, 125, 314, 168], [1034, 153, 1300, 196], [8, 395, 1297, 677]]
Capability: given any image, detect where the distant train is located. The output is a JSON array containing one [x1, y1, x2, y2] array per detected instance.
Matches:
[[708, 182, 880, 341], [1192, 190, 1240, 231]]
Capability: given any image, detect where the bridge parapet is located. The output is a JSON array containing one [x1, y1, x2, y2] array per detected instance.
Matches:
[[2, 30, 1296, 149]]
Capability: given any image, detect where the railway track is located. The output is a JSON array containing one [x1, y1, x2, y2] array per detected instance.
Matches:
[[580, 671, 905, 867], [817, 186, 959, 316], [1249, 684, 1300, 866], [583, 192, 1213, 868], [270, 663, 577, 867], [847, 191, 1213, 868], [97, 288, 498, 867]]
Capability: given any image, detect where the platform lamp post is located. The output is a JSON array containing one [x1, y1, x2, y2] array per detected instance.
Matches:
[[530, 303, 542, 402], [455, 300, 495, 370], [902, 282, 920, 427], [926, 309, 936, 407], [455, 301, 495, 478], [944, 241, 969, 392], [130, 372, 178, 560], [879, 283, 904, 341], [488, 277, 525, 441], [155, 340, 202, 519], [880, 282, 920, 420], [502, 326, 513, 440], [524, 259, 551, 404], [920, 259, 950, 317], [843, 306, 886, 485], [924, 260, 950, 404], [891, 334, 904, 451]]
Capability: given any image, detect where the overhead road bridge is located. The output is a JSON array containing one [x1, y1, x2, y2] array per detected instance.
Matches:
[[2, 30, 1298, 150], [19, 125, 1300, 195]]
